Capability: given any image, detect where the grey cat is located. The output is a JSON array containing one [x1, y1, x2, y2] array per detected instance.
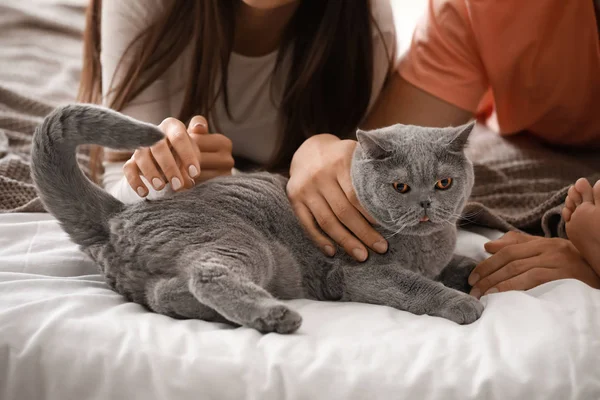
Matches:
[[31, 104, 483, 334]]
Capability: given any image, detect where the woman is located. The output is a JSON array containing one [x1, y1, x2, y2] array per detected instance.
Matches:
[[83, 0, 600, 295], [80, 0, 396, 262]]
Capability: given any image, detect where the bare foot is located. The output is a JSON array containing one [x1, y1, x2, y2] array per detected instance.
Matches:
[[564, 178, 600, 277]]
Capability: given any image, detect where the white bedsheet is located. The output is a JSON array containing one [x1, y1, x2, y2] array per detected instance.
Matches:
[[1, 213, 599, 400]]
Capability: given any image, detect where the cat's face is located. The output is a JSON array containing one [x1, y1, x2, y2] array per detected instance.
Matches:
[[351, 123, 475, 236]]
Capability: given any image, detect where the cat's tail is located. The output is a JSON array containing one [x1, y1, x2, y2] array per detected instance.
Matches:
[[31, 103, 164, 248]]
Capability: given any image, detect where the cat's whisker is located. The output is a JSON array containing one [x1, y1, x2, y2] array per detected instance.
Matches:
[[434, 211, 475, 227], [385, 226, 408, 239], [449, 215, 473, 224], [382, 210, 417, 226], [462, 209, 484, 216], [452, 212, 481, 224], [456, 220, 475, 227], [459, 210, 484, 220], [437, 217, 464, 228], [432, 205, 481, 225], [382, 214, 409, 224], [429, 208, 467, 227], [384, 213, 416, 239]]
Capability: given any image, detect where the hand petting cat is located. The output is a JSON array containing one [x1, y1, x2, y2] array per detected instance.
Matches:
[[287, 134, 389, 262], [468, 231, 600, 298], [123, 115, 234, 197]]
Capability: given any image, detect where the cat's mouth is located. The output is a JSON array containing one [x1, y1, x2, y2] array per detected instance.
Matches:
[[383, 210, 445, 233]]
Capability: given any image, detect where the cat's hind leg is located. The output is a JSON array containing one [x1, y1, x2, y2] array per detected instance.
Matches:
[[182, 244, 303, 334], [146, 277, 229, 324]]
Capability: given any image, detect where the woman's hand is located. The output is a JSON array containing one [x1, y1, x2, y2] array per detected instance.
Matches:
[[468, 231, 600, 298], [187, 116, 235, 182], [124, 116, 234, 196], [287, 134, 388, 262]]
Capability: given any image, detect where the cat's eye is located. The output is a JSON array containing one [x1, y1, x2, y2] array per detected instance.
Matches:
[[393, 182, 410, 193], [435, 178, 453, 190]]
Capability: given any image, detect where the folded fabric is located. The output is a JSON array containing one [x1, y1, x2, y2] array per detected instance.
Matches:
[[464, 126, 600, 237], [0, 87, 90, 213]]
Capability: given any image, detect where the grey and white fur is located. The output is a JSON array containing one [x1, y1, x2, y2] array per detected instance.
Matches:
[[31, 104, 483, 334]]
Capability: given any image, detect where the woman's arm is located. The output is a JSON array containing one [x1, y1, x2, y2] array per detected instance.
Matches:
[[99, 0, 234, 199], [100, 0, 174, 163], [99, 0, 179, 201]]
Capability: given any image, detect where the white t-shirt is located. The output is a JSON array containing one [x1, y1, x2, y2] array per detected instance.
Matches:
[[101, 0, 398, 203]]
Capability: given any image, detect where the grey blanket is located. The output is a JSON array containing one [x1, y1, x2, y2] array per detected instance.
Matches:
[[464, 127, 600, 238], [0, 87, 54, 212], [0, 0, 87, 213]]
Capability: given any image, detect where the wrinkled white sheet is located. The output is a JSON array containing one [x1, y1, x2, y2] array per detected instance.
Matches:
[[1, 213, 599, 400]]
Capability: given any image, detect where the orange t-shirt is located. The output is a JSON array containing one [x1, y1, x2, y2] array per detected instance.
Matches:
[[399, 0, 600, 147]]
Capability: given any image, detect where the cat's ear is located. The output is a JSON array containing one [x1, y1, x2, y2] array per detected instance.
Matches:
[[448, 121, 475, 153], [356, 129, 392, 159]]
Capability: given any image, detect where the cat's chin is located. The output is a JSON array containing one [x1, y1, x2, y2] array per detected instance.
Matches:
[[378, 219, 448, 237], [404, 221, 448, 236]]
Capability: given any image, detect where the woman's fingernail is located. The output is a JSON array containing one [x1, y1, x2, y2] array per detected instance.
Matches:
[[188, 165, 199, 178], [171, 177, 182, 191], [373, 240, 388, 253], [193, 122, 207, 129], [470, 288, 481, 298], [323, 245, 335, 257], [136, 187, 146, 197], [468, 273, 480, 286], [352, 248, 368, 262], [485, 288, 499, 295], [152, 178, 163, 189]]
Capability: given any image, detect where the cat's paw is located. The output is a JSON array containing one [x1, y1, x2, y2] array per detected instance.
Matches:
[[249, 304, 303, 334], [438, 255, 478, 293], [434, 293, 484, 325]]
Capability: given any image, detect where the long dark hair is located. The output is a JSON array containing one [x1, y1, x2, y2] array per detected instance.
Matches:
[[79, 0, 390, 178]]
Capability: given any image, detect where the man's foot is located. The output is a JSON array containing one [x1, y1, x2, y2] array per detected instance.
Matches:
[[563, 178, 600, 277]]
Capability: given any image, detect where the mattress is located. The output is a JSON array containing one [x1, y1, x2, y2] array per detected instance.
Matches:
[[1, 213, 599, 400]]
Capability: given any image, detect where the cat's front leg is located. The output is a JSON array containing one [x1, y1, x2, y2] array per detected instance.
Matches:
[[325, 264, 484, 324], [437, 254, 478, 293]]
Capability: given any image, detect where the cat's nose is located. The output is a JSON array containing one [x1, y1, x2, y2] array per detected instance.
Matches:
[[420, 200, 431, 209]]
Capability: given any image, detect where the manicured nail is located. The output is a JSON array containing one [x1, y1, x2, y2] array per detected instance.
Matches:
[[171, 177, 182, 191], [468, 273, 480, 286], [470, 288, 481, 299], [193, 122, 207, 129], [373, 240, 388, 253], [352, 248, 368, 262], [188, 165, 199, 178], [323, 245, 335, 257], [152, 178, 163, 190], [136, 187, 146, 197], [485, 288, 499, 295]]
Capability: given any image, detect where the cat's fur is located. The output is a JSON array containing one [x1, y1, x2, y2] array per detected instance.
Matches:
[[31, 104, 483, 333]]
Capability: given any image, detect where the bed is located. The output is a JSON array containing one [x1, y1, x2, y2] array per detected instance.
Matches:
[[1, 1, 600, 399], [2, 214, 600, 399]]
